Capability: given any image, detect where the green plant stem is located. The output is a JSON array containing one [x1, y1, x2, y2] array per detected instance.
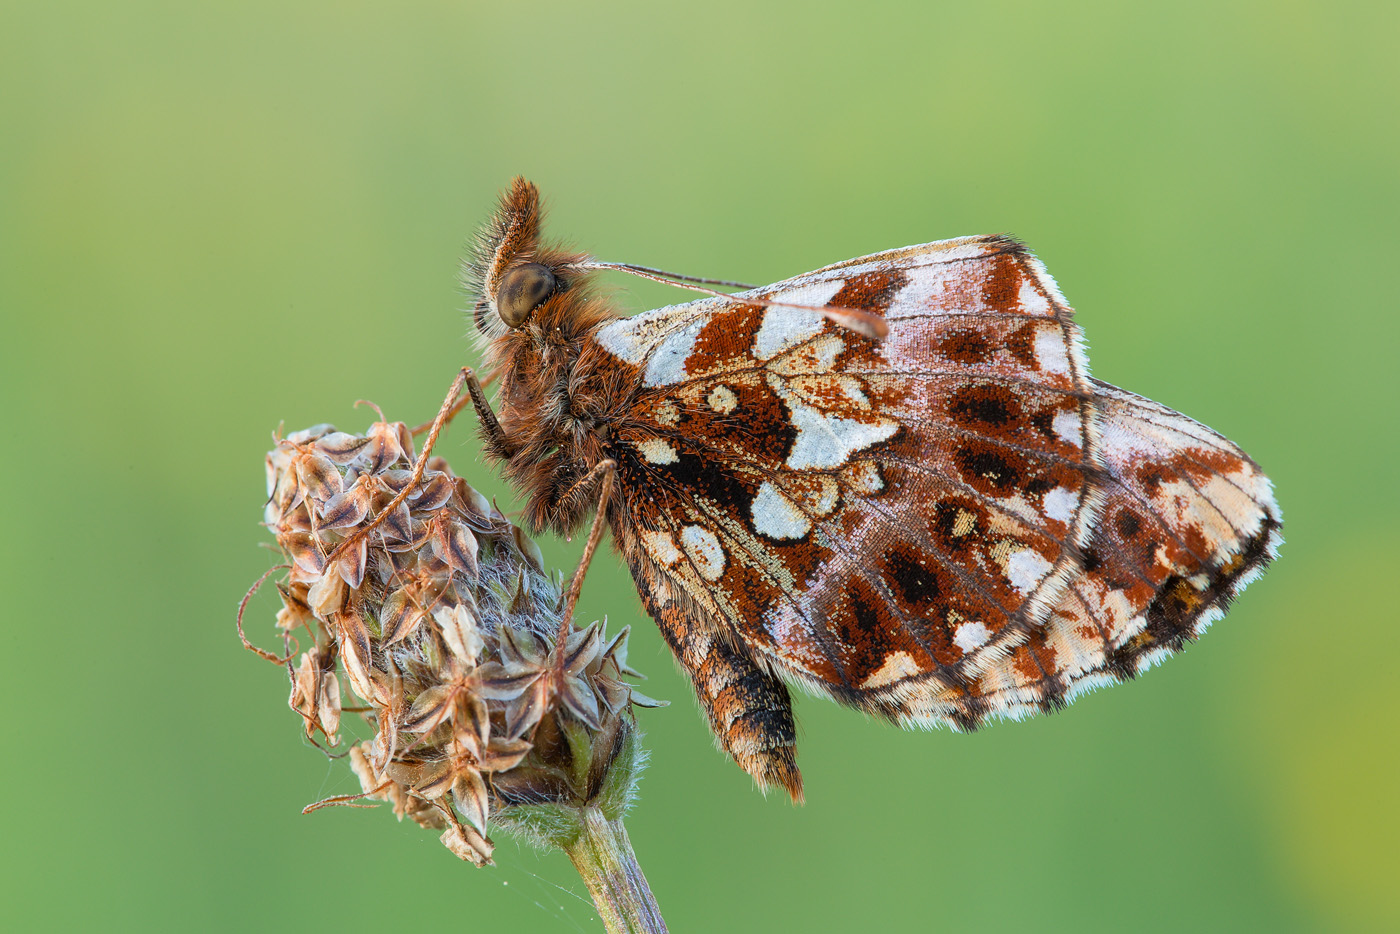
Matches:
[[563, 807, 667, 933]]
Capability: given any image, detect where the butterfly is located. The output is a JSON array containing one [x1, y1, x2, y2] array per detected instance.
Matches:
[[352, 178, 1280, 801]]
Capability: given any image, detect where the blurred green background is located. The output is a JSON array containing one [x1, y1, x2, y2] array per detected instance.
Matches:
[[3, 1, 1395, 931]]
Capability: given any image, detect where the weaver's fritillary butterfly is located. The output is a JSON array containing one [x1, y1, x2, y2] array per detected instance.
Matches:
[[353, 179, 1281, 800]]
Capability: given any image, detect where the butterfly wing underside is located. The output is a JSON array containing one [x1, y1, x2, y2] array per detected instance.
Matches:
[[591, 237, 1113, 786]]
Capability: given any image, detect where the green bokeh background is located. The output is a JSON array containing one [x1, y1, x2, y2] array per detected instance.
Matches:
[[3, 2, 1395, 931]]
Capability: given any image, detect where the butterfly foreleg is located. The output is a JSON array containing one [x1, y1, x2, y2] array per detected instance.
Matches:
[[555, 458, 618, 644], [460, 366, 513, 457], [326, 367, 471, 567], [651, 601, 802, 802]]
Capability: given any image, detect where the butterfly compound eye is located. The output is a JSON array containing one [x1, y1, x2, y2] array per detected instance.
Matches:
[[495, 263, 556, 328]]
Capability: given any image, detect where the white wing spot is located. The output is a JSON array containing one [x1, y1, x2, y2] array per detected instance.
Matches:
[[707, 385, 738, 414], [635, 438, 679, 465], [594, 306, 685, 365], [1006, 549, 1053, 594], [1033, 325, 1070, 375], [1016, 275, 1049, 316], [641, 529, 682, 567], [754, 281, 844, 360], [680, 525, 726, 582], [769, 375, 899, 469], [642, 317, 706, 387], [751, 482, 812, 540], [859, 650, 922, 689], [1043, 486, 1077, 524], [1052, 408, 1082, 446], [953, 621, 992, 653]]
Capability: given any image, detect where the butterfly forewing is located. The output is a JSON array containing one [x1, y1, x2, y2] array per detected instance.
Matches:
[[593, 237, 1107, 713]]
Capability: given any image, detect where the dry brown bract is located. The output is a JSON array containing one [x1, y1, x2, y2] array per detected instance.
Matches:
[[251, 416, 661, 867]]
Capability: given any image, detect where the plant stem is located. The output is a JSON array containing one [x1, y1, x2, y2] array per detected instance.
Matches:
[[563, 807, 667, 933]]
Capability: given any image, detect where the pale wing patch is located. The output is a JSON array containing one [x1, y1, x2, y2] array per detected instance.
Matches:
[[752, 481, 812, 540], [707, 385, 738, 414], [842, 461, 885, 495], [767, 374, 899, 470], [594, 305, 696, 365], [1052, 409, 1082, 446], [680, 525, 726, 581], [635, 438, 679, 465], [953, 621, 992, 653], [859, 650, 922, 689], [643, 318, 707, 387], [1033, 324, 1071, 375], [777, 474, 839, 517], [1017, 275, 1050, 315], [768, 334, 846, 376], [1043, 486, 1077, 524], [641, 529, 682, 567], [753, 281, 845, 360], [1006, 549, 1053, 594]]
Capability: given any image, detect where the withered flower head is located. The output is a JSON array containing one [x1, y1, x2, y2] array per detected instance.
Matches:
[[253, 416, 662, 867]]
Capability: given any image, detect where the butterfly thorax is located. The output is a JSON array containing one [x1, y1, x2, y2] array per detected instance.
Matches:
[[484, 295, 638, 538]]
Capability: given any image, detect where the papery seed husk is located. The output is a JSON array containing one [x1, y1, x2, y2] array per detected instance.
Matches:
[[412, 473, 455, 511], [379, 587, 426, 645], [335, 537, 368, 589], [307, 568, 347, 617], [559, 674, 602, 730], [394, 422, 415, 464], [597, 678, 632, 714], [338, 615, 378, 703], [453, 479, 494, 527], [297, 453, 344, 501], [287, 423, 335, 445], [503, 680, 550, 740], [626, 689, 668, 708], [402, 684, 456, 734], [385, 759, 452, 800], [319, 486, 370, 529], [478, 737, 533, 773], [284, 534, 326, 575], [452, 771, 490, 833], [498, 625, 548, 672], [461, 694, 491, 751], [474, 662, 542, 701], [561, 624, 601, 676], [316, 432, 371, 463], [440, 822, 492, 867], [363, 423, 403, 473], [379, 503, 414, 543], [432, 518, 478, 576], [435, 604, 483, 666], [317, 671, 341, 739]]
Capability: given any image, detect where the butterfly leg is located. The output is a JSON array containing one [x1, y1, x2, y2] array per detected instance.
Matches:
[[650, 604, 803, 802], [555, 459, 618, 641], [326, 367, 471, 567]]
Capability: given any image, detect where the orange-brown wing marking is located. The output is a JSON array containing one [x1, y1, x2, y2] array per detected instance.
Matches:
[[594, 236, 1106, 712], [886, 380, 1281, 729]]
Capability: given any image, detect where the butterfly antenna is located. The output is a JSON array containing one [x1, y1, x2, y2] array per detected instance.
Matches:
[[585, 261, 757, 290], [571, 260, 888, 341]]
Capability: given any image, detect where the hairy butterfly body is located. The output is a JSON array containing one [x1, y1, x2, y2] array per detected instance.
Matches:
[[462, 178, 1280, 800]]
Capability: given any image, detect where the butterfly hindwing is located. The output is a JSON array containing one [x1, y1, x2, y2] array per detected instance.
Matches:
[[923, 381, 1282, 727]]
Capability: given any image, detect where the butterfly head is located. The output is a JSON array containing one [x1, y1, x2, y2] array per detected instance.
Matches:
[[463, 177, 610, 352]]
